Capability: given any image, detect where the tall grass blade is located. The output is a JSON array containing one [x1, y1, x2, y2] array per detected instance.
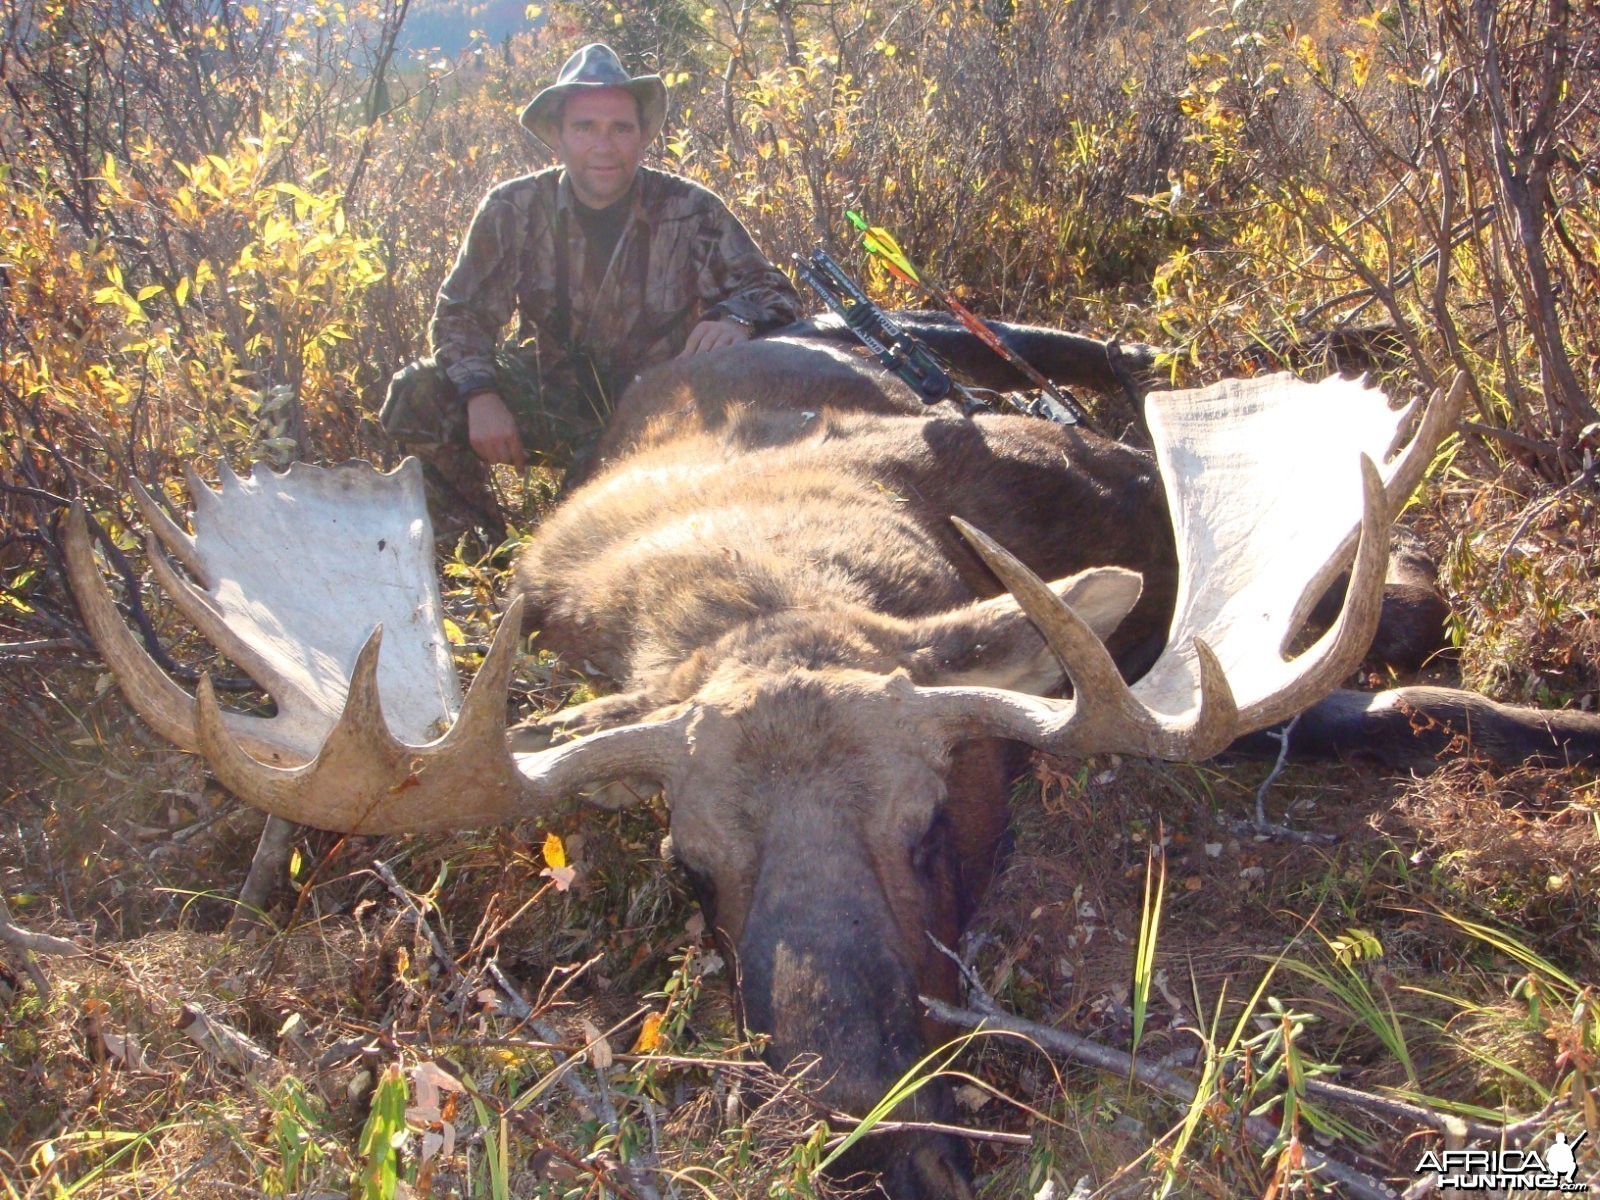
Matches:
[[1429, 909, 1580, 993], [1131, 828, 1167, 1065]]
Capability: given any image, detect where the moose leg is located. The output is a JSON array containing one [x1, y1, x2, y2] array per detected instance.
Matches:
[[1231, 686, 1600, 773], [1305, 530, 1452, 673]]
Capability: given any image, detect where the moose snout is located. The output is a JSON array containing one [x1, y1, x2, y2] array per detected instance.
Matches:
[[734, 863, 976, 1198], [836, 1128, 977, 1200]]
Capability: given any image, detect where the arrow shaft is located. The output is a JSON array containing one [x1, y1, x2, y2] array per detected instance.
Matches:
[[848, 209, 1093, 428]]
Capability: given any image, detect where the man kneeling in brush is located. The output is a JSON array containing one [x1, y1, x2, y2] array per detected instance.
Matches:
[[383, 42, 800, 538]]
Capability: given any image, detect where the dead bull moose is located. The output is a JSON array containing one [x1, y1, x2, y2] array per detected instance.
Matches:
[[65, 328, 1598, 1198]]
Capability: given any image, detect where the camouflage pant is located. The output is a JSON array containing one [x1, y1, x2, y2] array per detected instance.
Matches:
[[379, 357, 610, 540]]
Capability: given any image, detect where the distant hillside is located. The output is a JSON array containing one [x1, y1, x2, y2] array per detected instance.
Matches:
[[398, 0, 544, 56]]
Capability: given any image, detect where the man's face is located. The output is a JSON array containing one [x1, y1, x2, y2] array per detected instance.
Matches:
[[556, 88, 645, 208]]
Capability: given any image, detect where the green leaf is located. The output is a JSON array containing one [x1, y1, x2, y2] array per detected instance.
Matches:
[[355, 1064, 408, 1199]]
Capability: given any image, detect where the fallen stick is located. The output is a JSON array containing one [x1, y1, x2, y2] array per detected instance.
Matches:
[[371, 857, 467, 992], [228, 814, 298, 934], [820, 1118, 1032, 1150], [485, 959, 534, 1020], [0, 914, 85, 958], [0, 893, 85, 1002], [921, 995, 1400, 1200], [176, 1002, 280, 1081]]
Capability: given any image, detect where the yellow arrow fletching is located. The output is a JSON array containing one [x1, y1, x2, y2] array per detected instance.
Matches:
[[864, 227, 919, 283], [847, 209, 920, 283]]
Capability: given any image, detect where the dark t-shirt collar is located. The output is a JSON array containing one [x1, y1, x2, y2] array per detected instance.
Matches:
[[573, 185, 634, 284]]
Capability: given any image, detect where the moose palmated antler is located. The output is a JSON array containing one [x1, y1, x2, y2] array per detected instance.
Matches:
[[921, 372, 1463, 761], [1134, 371, 1462, 733], [185, 594, 695, 832], [66, 459, 689, 833], [67, 458, 461, 765]]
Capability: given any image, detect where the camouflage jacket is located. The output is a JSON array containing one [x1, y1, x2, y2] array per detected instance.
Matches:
[[430, 165, 801, 404]]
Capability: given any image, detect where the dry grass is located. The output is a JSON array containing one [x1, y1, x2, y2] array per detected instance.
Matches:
[[7, 575, 1598, 1198]]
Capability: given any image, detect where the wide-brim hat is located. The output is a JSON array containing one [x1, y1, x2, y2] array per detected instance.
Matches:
[[520, 43, 667, 151]]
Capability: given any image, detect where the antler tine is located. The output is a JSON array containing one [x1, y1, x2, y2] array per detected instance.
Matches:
[[952, 517, 1128, 700], [1235, 453, 1389, 730], [456, 593, 523, 732], [183, 462, 221, 523], [66, 503, 202, 751], [946, 516, 1240, 760], [1383, 371, 1465, 511], [193, 619, 521, 833], [62, 504, 306, 765], [143, 529, 297, 702], [187, 595, 690, 832], [131, 480, 207, 583]]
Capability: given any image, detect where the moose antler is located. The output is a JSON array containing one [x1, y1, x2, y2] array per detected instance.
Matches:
[[923, 372, 1464, 760], [67, 372, 1459, 834], [67, 459, 460, 766], [66, 459, 688, 832]]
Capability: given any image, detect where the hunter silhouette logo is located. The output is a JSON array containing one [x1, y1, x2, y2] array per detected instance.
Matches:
[[1414, 1131, 1588, 1192], [1550, 1133, 1581, 1183]]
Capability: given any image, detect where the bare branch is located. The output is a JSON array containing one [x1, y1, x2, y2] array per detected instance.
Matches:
[[923, 995, 1398, 1200]]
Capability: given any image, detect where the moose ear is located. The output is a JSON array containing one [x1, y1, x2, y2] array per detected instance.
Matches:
[[907, 567, 1143, 693]]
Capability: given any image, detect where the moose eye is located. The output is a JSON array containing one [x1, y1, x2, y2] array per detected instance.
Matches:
[[678, 861, 719, 918], [910, 813, 950, 878]]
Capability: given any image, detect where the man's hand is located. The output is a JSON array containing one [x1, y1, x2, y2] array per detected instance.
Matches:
[[679, 318, 752, 357], [466, 390, 528, 468]]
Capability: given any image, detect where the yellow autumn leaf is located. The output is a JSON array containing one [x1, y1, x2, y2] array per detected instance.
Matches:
[[1345, 46, 1371, 88], [631, 1011, 664, 1053], [1296, 34, 1323, 77], [542, 832, 566, 870], [540, 832, 577, 890]]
